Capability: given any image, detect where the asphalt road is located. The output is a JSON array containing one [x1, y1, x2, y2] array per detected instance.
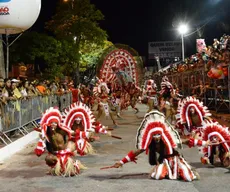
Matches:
[[0, 104, 229, 192]]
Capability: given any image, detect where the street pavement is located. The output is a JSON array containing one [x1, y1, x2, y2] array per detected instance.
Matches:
[[0, 104, 229, 192]]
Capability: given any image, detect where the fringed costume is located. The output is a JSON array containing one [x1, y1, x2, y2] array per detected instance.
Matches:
[[93, 80, 118, 126], [62, 102, 111, 156], [34, 107, 85, 176], [145, 79, 158, 113], [176, 96, 212, 136], [110, 110, 199, 182], [188, 122, 230, 168]]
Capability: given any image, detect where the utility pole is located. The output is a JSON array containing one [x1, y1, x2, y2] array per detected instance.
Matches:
[[0, 35, 5, 78]]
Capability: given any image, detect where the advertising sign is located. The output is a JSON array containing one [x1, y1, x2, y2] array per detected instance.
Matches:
[[0, 0, 41, 34], [148, 41, 182, 59]]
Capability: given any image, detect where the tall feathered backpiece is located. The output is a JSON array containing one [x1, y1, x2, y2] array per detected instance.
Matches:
[[40, 107, 71, 142], [176, 96, 212, 128], [136, 110, 181, 155], [199, 122, 230, 157], [62, 102, 96, 132]]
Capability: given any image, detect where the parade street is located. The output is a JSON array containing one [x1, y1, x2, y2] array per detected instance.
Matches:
[[0, 104, 229, 192]]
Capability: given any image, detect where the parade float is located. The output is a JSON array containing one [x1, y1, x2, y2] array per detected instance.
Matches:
[[155, 35, 230, 113], [0, 0, 41, 77], [96, 44, 144, 88]]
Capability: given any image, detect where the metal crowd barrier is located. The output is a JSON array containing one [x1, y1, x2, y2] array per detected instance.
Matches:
[[0, 92, 72, 145]]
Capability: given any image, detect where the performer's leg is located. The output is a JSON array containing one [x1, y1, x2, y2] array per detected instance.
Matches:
[[109, 111, 118, 127], [96, 105, 103, 121], [147, 99, 153, 113], [67, 141, 76, 153]]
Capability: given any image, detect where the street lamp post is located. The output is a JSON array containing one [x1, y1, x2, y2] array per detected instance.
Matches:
[[178, 24, 188, 62]]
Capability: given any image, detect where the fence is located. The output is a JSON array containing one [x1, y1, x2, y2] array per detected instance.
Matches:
[[153, 66, 230, 113], [0, 93, 72, 145]]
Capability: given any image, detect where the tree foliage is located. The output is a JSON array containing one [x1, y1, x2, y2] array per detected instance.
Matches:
[[10, 32, 78, 79], [46, 0, 108, 85], [80, 40, 113, 70]]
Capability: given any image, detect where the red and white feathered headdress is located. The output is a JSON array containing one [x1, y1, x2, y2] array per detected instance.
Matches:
[[40, 107, 71, 142], [160, 76, 173, 95], [93, 80, 110, 96], [176, 96, 211, 128], [62, 102, 96, 132], [136, 110, 178, 155], [200, 122, 230, 157], [146, 79, 157, 89]]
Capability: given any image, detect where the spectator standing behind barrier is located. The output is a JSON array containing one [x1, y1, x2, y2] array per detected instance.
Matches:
[[27, 82, 38, 97], [36, 81, 46, 95], [2, 78, 15, 103], [50, 81, 58, 94], [11, 79, 22, 99], [0, 77, 4, 102], [19, 80, 29, 99]]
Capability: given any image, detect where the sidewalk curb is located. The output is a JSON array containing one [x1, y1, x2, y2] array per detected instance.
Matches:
[[0, 131, 38, 163]]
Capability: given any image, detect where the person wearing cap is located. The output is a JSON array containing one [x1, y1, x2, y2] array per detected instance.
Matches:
[[2, 78, 15, 102]]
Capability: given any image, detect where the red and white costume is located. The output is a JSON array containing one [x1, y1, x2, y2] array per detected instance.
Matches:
[[93, 80, 111, 117], [189, 122, 230, 167], [34, 107, 83, 176], [62, 102, 109, 156], [145, 79, 158, 107], [118, 110, 198, 182], [159, 76, 174, 99], [176, 96, 212, 136]]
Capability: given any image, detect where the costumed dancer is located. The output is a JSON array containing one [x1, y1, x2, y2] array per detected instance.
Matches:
[[34, 107, 86, 176], [176, 96, 212, 137], [110, 82, 123, 118], [128, 82, 140, 114], [102, 110, 199, 182], [159, 76, 176, 124], [62, 102, 112, 156], [93, 80, 118, 127], [187, 122, 230, 168], [145, 79, 158, 113], [79, 85, 92, 107]]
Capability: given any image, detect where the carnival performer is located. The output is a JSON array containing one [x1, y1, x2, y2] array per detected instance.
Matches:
[[101, 110, 200, 182], [63, 102, 122, 155], [34, 107, 86, 176], [128, 82, 140, 114], [176, 96, 212, 137], [93, 80, 118, 127], [112, 83, 123, 118], [145, 79, 158, 113], [159, 76, 177, 124], [62, 102, 113, 156], [186, 122, 230, 168], [79, 84, 92, 107]]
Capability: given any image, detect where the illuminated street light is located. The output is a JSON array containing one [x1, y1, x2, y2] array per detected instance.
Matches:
[[178, 24, 189, 62]]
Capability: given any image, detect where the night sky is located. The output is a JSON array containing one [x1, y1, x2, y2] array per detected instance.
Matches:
[[32, 0, 230, 61]]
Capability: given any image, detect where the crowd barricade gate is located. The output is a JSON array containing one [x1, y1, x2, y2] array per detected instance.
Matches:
[[0, 93, 72, 146]]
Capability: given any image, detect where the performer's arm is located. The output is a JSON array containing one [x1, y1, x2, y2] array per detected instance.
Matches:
[[34, 138, 46, 157], [113, 149, 145, 168], [183, 138, 209, 148]]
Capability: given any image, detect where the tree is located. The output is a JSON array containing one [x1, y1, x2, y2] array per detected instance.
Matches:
[[80, 40, 113, 69], [46, 0, 107, 86], [10, 32, 77, 80]]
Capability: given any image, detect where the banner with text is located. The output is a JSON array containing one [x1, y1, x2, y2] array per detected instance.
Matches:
[[148, 41, 182, 59]]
